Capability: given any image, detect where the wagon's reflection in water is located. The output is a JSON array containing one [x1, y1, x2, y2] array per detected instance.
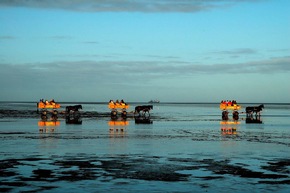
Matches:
[[220, 120, 240, 135], [38, 119, 60, 133], [38, 110, 60, 133], [108, 118, 129, 137]]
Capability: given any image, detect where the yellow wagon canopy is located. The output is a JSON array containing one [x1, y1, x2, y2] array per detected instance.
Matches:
[[38, 99, 60, 109], [220, 100, 241, 111], [108, 100, 129, 109]]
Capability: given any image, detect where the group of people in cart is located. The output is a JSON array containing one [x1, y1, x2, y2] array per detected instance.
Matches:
[[39, 99, 57, 106], [108, 99, 129, 109], [220, 100, 238, 106]]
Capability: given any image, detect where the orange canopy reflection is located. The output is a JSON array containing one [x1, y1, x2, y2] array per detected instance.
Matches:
[[38, 121, 60, 127], [108, 120, 129, 126], [220, 121, 240, 125], [221, 127, 237, 135]]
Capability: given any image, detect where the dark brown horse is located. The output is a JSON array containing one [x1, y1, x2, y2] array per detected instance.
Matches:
[[245, 104, 264, 116], [134, 105, 153, 116], [66, 105, 82, 113]]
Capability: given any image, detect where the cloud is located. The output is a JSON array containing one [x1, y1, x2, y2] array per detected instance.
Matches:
[[48, 35, 73, 40], [0, 0, 264, 13], [211, 48, 257, 55], [0, 56, 289, 101], [1, 56, 289, 86], [267, 48, 290, 53], [0, 35, 16, 40], [82, 41, 99, 44]]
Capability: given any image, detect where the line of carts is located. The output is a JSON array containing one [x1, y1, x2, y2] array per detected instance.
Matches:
[[37, 99, 263, 121]]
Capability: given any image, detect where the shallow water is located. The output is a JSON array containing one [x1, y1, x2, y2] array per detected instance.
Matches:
[[0, 102, 290, 192]]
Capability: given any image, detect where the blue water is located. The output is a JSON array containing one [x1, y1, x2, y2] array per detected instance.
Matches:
[[0, 102, 290, 192]]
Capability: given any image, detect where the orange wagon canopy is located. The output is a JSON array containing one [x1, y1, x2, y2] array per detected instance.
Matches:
[[220, 100, 241, 111], [38, 99, 60, 109], [108, 100, 129, 109]]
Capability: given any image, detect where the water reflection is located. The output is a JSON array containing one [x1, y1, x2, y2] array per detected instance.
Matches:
[[38, 119, 60, 133], [220, 120, 240, 135], [134, 117, 153, 124], [245, 116, 263, 124], [40, 109, 58, 120], [37, 117, 60, 149], [108, 118, 129, 137], [221, 111, 239, 121], [66, 115, 82, 124], [38, 109, 60, 132]]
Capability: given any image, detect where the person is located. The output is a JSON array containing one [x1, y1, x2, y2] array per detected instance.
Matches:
[[50, 99, 55, 105]]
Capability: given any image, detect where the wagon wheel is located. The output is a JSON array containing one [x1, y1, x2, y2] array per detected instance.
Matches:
[[121, 110, 127, 118], [40, 109, 47, 117], [232, 111, 239, 120], [111, 110, 117, 118], [51, 109, 58, 120], [222, 111, 229, 120], [41, 110, 48, 120], [52, 109, 58, 115], [41, 110, 47, 116]]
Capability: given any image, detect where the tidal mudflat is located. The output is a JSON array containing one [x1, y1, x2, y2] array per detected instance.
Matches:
[[1, 103, 289, 192]]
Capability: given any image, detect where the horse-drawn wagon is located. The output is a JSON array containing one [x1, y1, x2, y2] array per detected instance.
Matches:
[[37, 99, 60, 118], [220, 100, 241, 120], [108, 100, 129, 118]]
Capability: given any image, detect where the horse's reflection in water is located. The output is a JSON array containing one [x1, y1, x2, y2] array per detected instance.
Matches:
[[134, 117, 153, 124], [246, 116, 263, 124], [66, 115, 82, 124]]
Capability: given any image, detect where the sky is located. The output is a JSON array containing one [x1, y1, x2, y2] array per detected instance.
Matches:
[[0, 0, 289, 103]]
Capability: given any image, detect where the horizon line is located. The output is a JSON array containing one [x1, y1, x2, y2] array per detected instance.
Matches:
[[0, 101, 289, 105]]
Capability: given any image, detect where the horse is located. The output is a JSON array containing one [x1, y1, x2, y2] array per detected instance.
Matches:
[[245, 104, 264, 116], [66, 105, 82, 114], [134, 105, 153, 116]]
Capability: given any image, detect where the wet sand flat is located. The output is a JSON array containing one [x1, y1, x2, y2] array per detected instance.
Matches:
[[0, 103, 290, 192]]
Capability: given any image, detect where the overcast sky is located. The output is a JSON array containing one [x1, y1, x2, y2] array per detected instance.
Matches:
[[0, 0, 289, 103]]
